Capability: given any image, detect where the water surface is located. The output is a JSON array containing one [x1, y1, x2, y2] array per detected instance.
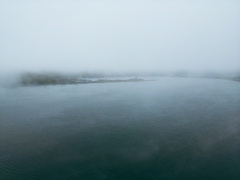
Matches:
[[0, 77, 240, 180]]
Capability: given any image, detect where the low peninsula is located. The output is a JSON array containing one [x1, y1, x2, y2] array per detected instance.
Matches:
[[20, 73, 146, 86]]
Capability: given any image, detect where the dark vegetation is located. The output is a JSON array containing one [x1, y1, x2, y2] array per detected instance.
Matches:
[[21, 73, 78, 85], [20, 72, 145, 86]]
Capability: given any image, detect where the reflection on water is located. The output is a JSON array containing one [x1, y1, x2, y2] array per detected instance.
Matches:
[[0, 78, 240, 180]]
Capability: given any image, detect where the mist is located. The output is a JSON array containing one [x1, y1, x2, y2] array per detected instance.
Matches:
[[1, 1, 240, 74], [1, 2, 240, 179]]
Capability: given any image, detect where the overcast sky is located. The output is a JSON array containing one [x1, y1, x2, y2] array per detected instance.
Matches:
[[0, 1, 240, 73]]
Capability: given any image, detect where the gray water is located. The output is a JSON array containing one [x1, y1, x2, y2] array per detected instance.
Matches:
[[0, 77, 240, 180]]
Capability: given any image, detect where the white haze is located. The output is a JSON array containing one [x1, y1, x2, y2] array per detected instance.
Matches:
[[0, 1, 240, 73]]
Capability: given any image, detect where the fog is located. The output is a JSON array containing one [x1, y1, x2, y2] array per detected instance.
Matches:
[[0, 1, 240, 73], [1, 2, 240, 179]]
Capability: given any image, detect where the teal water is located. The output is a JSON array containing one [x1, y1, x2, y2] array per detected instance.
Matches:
[[0, 78, 240, 180]]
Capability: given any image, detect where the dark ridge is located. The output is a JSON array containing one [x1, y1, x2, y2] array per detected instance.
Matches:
[[20, 72, 146, 86]]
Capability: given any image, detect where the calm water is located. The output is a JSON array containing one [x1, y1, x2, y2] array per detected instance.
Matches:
[[0, 77, 240, 180]]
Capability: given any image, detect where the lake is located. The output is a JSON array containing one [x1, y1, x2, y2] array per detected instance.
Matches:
[[0, 77, 240, 180]]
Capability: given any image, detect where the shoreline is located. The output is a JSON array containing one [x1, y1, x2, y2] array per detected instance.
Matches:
[[2, 72, 239, 87], [20, 77, 148, 86]]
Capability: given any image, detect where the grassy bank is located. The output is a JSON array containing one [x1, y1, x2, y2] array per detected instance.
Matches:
[[20, 73, 145, 86]]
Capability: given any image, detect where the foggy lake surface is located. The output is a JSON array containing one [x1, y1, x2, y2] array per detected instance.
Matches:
[[0, 77, 240, 180]]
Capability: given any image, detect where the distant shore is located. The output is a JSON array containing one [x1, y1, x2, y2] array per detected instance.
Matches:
[[20, 73, 147, 86], [2, 72, 239, 87]]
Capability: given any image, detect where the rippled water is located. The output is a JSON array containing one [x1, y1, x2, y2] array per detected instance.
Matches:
[[0, 77, 240, 180]]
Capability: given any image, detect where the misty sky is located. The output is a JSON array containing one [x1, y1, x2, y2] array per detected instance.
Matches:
[[0, 1, 240, 73]]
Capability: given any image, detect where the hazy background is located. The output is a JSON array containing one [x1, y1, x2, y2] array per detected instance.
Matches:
[[0, 0, 240, 73]]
